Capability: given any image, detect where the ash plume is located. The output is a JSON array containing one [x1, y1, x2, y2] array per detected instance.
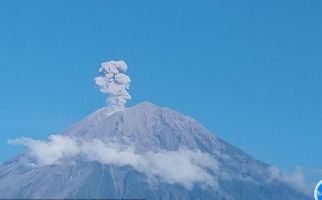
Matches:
[[95, 60, 131, 110]]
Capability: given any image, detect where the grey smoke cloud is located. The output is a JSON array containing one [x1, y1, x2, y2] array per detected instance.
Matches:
[[95, 60, 131, 110], [9, 135, 218, 189]]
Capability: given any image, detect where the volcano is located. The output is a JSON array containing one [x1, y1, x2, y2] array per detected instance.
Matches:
[[0, 102, 309, 199]]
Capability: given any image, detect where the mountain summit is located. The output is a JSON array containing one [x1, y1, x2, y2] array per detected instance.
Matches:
[[0, 102, 309, 199]]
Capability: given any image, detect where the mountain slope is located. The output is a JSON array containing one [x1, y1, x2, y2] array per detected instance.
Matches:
[[0, 102, 309, 199]]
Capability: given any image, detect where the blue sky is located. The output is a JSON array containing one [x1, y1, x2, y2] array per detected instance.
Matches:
[[0, 0, 321, 181]]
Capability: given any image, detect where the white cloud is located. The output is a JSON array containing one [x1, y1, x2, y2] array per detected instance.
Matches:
[[8, 135, 79, 166], [95, 60, 131, 110], [139, 149, 218, 189], [268, 166, 310, 194], [9, 135, 218, 190], [79, 139, 141, 167]]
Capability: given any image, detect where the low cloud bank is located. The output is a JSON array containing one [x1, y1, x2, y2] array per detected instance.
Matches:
[[268, 166, 311, 194], [9, 135, 218, 189], [9, 136, 312, 192]]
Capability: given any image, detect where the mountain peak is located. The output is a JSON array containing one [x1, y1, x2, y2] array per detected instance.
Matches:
[[125, 101, 160, 116], [81, 101, 160, 125], [62, 101, 216, 152], [130, 101, 158, 109]]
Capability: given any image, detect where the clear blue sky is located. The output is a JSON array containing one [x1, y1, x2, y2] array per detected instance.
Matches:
[[0, 0, 321, 180]]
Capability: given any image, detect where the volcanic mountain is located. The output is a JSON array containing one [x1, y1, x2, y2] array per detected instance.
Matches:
[[0, 102, 309, 199]]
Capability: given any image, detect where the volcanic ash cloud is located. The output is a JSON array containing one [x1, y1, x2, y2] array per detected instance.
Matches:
[[95, 60, 131, 110]]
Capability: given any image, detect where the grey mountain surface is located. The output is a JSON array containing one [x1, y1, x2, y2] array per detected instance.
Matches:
[[0, 102, 309, 199]]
